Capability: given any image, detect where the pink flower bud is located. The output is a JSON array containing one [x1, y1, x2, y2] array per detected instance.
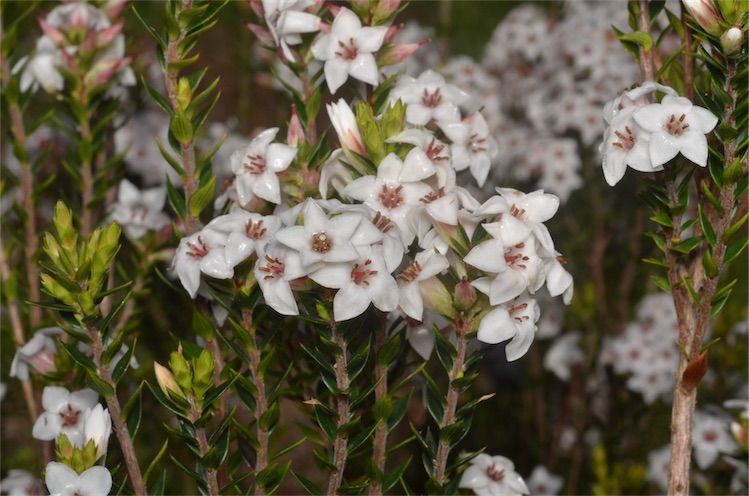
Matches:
[[453, 277, 477, 311], [103, 0, 128, 20], [68, 3, 91, 30], [96, 22, 124, 47], [683, 0, 723, 35], [377, 39, 428, 66], [39, 18, 66, 46], [327, 4, 342, 16], [247, 0, 264, 18], [384, 23, 403, 44], [244, 21, 274, 46], [85, 57, 130, 89], [373, 0, 402, 21], [287, 105, 305, 147]]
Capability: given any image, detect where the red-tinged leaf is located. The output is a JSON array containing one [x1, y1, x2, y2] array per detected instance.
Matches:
[[681, 351, 708, 392]]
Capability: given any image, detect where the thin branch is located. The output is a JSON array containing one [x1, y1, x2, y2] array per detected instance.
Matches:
[[637, 0, 656, 81], [243, 309, 269, 496], [368, 316, 389, 496], [326, 321, 350, 496]]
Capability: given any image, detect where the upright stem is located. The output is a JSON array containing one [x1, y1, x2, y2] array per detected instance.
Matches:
[[193, 416, 221, 496], [433, 318, 469, 485], [243, 310, 269, 495], [326, 322, 350, 496], [89, 328, 146, 495], [0, 49, 41, 328], [368, 317, 389, 496], [637, 0, 655, 81], [163, 0, 199, 234]]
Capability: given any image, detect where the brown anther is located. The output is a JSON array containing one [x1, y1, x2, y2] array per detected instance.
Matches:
[[311, 232, 333, 253], [509, 204, 526, 219], [372, 212, 394, 233], [244, 153, 267, 174], [186, 236, 210, 259], [246, 219, 267, 240], [486, 464, 505, 482], [703, 430, 718, 442], [397, 261, 422, 283], [425, 138, 449, 162], [59, 404, 81, 428], [421, 87, 443, 108], [378, 184, 405, 210], [420, 187, 446, 204], [335, 38, 359, 60], [259, 255, 285, 280], [612, 126, 636, 151], [664, 113, 690, 136], [468, 133, 487, 154], [350, 259, 378, 286]]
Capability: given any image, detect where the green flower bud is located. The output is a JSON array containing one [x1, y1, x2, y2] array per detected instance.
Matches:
[[155, 362, 187, 400], [169, 351, 193, 393], [420, 276, 456, 319]]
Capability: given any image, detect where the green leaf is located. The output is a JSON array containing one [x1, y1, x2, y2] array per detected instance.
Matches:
[[617, 30, 653, 51], [650, 212, 674, 228], [259, 401, 280, 430], [642, 257, 668, 268], [672, 236, 703, 254], [698, 204, 716, 246], [292, 471, 321, 495], [257, 461, 291, 495], [143, 439, 169, 485], [314, 405, 337, 440], [111, 338, 137, 383], [165, 179, 186, 218], [383, 456, 412, 491], [141, 77, 173, 116], [725, 237, 748, 264], [372, 397, 393, 422], [724, 212, 748, 241], [650, 275, 671, 293], [170, 113, 193, 145]]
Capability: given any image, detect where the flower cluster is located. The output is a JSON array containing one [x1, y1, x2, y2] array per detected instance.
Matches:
[[600, 82, 718, 185]]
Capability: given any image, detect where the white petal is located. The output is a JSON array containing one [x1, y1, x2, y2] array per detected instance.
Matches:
[[266, 143, 298, 172], [324, 58, 350, 94], [77, 466, 112, 496], [45, 462, 78, 496], [33, 413, 62, 440], [69, 388, 99, 410], [343, 176, 377, 202], [333, 284, 371, 321], [465, 240, 506, 273], [483, 217, 531, 247], [309, 264, 350, 288], [118, 180, 140, 205], [602, 151, 628, 186], [372, 275, 399, 313], [331, 7, 361, 34], [200, 250, 233, 279], [648, 132, 680, 168], [260, 279, 298, 315], [633, 104, 672, 133], [678, 131, 709, 167], [405, 104, 433, 126], [398, 282, 423, 320], [469, 154, 491, 187], [252, 172, 282, 204], [690, 106, 718, 133], [42, 386, 70, 412], [402, 148, 437, 182], [477, 307, 515, 344], [177, 262, 201, 299], [505, 324, 535, 361], [406, 326, 434, 360], [488, 270, 527, 305], [357, 27, 387, 52], [225, 233, 255, 268]]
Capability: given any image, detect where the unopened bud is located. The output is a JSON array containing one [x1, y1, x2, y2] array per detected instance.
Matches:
[[287, 105, 305, 147], [720, 26, 744, 55], [731, 421, 748, 450], [38, 18, 66, 46], [683, 0, 724, 35], [453, 277, 477, 311], [154, 362, 185, 400], [372, 0, 402, 23], [168, 351, 193, 393], [244, 22, 274, 46], [177, 78, 192, 109], [377, 40, 428, 66], [420, 277, 456, 319], [716, 0, 742, 23]]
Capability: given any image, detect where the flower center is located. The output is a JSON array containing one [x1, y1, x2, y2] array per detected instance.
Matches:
[[246, 219, 267, 240], [509, 302, 529, 323], [504, 242, 530, 270], [421, 88, 443, 108], [703, 430, 718, 443], [468, 133, 488, 154], [350, 259, 378, 286], [420, 187, 445, 204], [664, 113, 690, 136], [244, 153, 267, 174], [336, 38, 359, 61], [612, 126, 636, 151], [129, 203, 149, 222], [259, 255, 285, 280], [59, 404, 81, 428], [397, 261, 422, 283], [509, 204, 526, 220], [486, 464, 505, 482], [311, 232, 333, 253], [372, 212, 395, 233], [186, 236, 210, 259], [425, 138, 449, 162], [378, 184, 404, 210]]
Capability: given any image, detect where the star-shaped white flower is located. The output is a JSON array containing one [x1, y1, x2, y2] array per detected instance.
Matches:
[[390, 70, 468, 126], [343, 153, 433, 245], [397, 249, 449, 321], [601, 108, 655, 186], [309, 245, 398, 321], [633, 95, 718, 168], [262, 0, 321, 61], [110, 179, 169, 240], [230, 128, 297, 205], [543, 332, 584, 382], [10, 327, 61, 380], [526, 466, 563, 496], [275, 199, 363, 267], [692, 412, 738, 469], [32, 386, 99, 445], [477, 295, 540, 361], [45, 463, 111, 496], [172, 229, 233, 298], [442, 112, 498, 187], [459, 454, 529, 496], [311, 7, 387, 94], [206, 209, 281, 267], [254, 243, 306, 316], [387, 128, 455, 189]]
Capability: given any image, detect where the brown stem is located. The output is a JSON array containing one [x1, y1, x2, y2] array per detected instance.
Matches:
[[89, 328, 146, 495], [368, 317, 389, 496], [681, 5, 695, 100], [326, 321, 350, 496], [637, 0, 656, 81], [0, 50, 42, 328], [243, 310, 269, 495], [193, 420, 221, 496], [433, 318, 469, 485]]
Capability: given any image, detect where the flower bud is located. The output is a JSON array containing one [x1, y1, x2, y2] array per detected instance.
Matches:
[[720, 26, 744, 55], [731, 421, 748, 450], [683, 0, 724, 35], [287, 105, 305, 147], [373, 0, 402, 22], [177, 78, 192, 109], [327, 99, 367, 157], [453, 277, 477, 311], [38, 18, 66, 46], [245, 22, 274, 46], [716, 0, 743, 23], [83, 404, 111, 459], [377, 40, 428, 66], [155, 361, 186, 400], [419, 277, 456, 319]]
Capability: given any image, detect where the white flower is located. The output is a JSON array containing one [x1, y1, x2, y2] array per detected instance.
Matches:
[[10, 327, 62, 381], [262, 0, 321, 61], [0, 469, 43, 496], [442, 113, 498, 187], [275, 200, 363, 266], [83, 404, 111, 459], [327, 100, 366, 156], [309, 245, 398, 321], [477, 295, 540, 361], [229, 128, 297, 205], [543, 332, 584, 382], [646, 445, 671, 493], [692, 412, 738, 469], [32, 387, 99, 445], [206, 209, 281, 267], [110, 180, 169, 240], [254, 243, 306, 316], [526, 466, 563, 496], [45, 463, 111, 496], [626, 366, 673, 404], [18, 38, 64, 93], [172, 229, 233, 298], [601, 108, 655, 186], [406, 323, 435, 360], [311, 7, 387, 94], [390, 70, 468, 126], [396, 249, 449, 321], [633, 95, 718, 168], [114, 111, 177, 186], [343, 153, 433, 245], [387, 128, 455, 189], [459, 454, 529, 496]]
